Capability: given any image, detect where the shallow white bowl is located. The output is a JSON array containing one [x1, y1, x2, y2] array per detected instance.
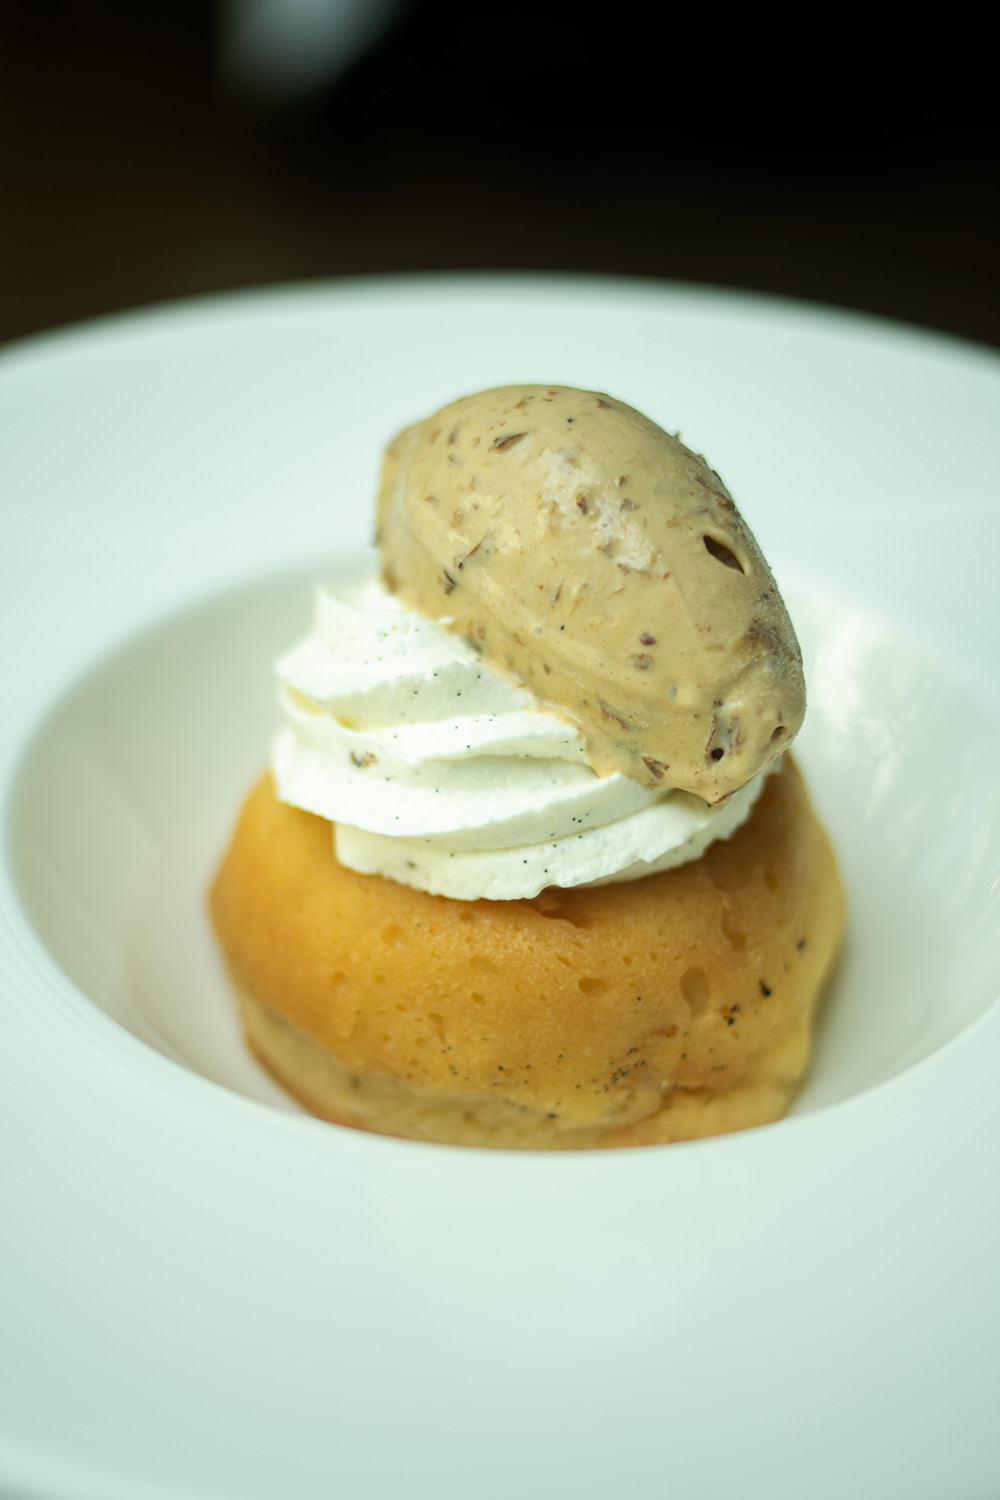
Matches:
[[2, 276, 999, 1500]]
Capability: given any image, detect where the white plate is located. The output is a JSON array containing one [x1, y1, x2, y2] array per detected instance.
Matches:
[[2, 276, 999, 1500]]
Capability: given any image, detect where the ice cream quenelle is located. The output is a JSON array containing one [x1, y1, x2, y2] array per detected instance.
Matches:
[[377, 385, 805, 802], [210, 385, 844, 1149]]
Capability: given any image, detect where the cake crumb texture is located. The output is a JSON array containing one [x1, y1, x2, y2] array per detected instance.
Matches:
[[210, 759, 843, 1148]]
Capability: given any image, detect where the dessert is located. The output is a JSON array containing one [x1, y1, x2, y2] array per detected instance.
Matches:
[[210, 385, 844, 1148]]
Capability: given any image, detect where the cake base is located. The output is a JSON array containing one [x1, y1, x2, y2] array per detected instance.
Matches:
[[210, 760, 844, 1149]]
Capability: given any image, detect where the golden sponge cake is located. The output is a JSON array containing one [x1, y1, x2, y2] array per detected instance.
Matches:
[[210, 757, 842, 1149]]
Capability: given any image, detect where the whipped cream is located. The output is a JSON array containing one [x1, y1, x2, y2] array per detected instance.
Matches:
[[271, 579, 766, 901]]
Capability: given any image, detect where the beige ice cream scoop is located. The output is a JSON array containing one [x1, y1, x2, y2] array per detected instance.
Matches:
[[376, 384, 804, 802]]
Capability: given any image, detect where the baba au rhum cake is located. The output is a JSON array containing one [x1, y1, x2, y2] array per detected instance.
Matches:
[[210, 385, 844, 1148]]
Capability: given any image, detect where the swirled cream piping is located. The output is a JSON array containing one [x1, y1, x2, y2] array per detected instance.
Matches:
[[271, 579, 767, 901]]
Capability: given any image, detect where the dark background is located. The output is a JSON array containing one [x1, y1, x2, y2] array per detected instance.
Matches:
[[2, 1, 998, 351]]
